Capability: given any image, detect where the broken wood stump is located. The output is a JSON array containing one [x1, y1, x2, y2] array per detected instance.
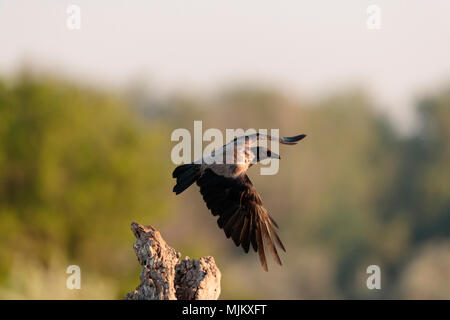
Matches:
[[124, 222, 221, 300]]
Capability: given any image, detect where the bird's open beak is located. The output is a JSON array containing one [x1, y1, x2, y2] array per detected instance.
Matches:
[[270, 151, 281, 159]]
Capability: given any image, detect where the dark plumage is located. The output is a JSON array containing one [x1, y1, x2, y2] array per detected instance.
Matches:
[[172, 133, 306, 271]]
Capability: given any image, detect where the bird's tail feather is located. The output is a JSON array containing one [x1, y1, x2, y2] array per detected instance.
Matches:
[[172, 164, 201, 195]]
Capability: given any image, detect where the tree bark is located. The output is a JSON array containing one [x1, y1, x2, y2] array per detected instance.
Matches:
[[124, 222, 221, 300]]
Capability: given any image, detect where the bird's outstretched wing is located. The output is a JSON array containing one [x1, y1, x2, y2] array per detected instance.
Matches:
[[228, 133, 306, 149], [279, 134, 306, 145], [196, 168, 285, 271]]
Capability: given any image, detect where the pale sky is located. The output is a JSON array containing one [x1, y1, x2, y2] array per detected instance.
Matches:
[[1, 1, 449, 131]]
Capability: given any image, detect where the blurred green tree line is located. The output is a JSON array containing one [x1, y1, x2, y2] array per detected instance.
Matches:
[[0, 71, 448, 299]]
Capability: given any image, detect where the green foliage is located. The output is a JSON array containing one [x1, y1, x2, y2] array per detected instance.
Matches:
[[0, 71, 449, 299], [0, 73, 172, 297]]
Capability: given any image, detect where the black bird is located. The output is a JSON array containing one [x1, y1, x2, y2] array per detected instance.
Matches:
[[172, 133, 306, 271]]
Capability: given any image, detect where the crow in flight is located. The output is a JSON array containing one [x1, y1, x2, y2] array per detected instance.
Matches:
[[172, 133, 306, 271]]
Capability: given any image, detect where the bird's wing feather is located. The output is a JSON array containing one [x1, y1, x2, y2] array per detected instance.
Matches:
[[224, 133, 306, 149], [279, 134, 306, 145], [196, 168, 285, 271]]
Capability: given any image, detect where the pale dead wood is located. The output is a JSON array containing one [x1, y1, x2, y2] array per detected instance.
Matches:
[[124, 222, 221, 300]]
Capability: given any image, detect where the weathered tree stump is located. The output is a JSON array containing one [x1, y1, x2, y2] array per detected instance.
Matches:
[[124, 222, 221, 300]]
